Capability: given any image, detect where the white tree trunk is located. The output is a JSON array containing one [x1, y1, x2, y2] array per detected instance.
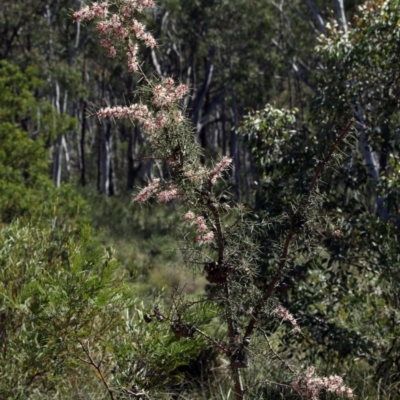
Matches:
[[334, 0, 348, 33]]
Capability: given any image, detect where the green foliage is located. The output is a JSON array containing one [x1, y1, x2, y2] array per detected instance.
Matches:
[[0, 221, 208, 398], [241, 2, 400, 398], [0, 221, 132, 397], [314, 0, 400, 212], [0, 60, 85, 223], [241, 104, 309, 213]]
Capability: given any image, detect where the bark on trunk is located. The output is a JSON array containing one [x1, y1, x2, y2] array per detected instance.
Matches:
[[101, 122, 113, 196], [354, 104, 389, 220], [80, 101, 87, 186], [334, 0, 348, 33]]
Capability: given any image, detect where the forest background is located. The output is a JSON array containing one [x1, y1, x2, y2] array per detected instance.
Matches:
[[1, 0, 400, 398]]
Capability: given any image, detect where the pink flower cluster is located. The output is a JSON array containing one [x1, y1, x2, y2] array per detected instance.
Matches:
[[96, 15, 127, 38], [97, 103, 151, 121], [73, 0, 155, 23], [275, 305, 301, 333], [74, 0, 156, 70], [100, 38, 116, 57], [127, 44, 139, 72], [157, 185, 179, 202], [196, 231, 214, 244], [153, 78, 189, 107], [73, 2, 109, 22], [131, 19, 157, 48], [134, 178, 160, 203], [195, 216, 207, 232], [184, 167, 207, 182], [97, 104, 173, 133], [184, 211, 195, 221], [291, 367, 353, 400], [133, 181, 181, 204], [210, 156, 232, 184], [75, 2, 188, 134], [184, 212, 214, 245], [122, 0, 155, 14], [128, 0, 155, 12]]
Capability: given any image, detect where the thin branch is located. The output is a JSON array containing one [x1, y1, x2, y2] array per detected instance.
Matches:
[[77, 339, 115, 400], [258, 328, 296, 373], [194, 327, 230, 354]]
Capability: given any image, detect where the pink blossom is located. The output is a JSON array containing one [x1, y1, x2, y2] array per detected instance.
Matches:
[[344, 388, 353, 397], [142, 118, 157, 133], [131, 20, 157, 48], [165, 77, 174, 90], [174, 84, 189, 100], [100, 39, 116, 57], [155, 112, 168, 129], [123, 5, 133, 18], [127, 44, 139, 72], [152, 85, 174, 107], [131, 19, 145, 36], [174, 111, 184, 123], [115, 24, 128, 38], [195, 216, 207, 233], [138, 0, 155, 9], [133, 0, 156, 12], [202, 231, 214, 244], [97, 104, 153, 123], [275, 305, 300, 333], [96, 104, 159, 135], [73, 6, 94, 22], [291, 368, 353, 400], [97, 20, 113, 34], [97, 105, 126, 119], [134, 179, 160, 203], [210, 156, 232, 184], [152, 79, 188, 107], [157, 185, 179, 202], [91, 2, 108, 18], [142, 32, 157, 48], [184, 211, 195, 221]]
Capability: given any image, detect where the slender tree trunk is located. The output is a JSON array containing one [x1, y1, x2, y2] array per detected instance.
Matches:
[[242, 147, 251, 204], [53, 135, 62, 188], [127, 125, 141, 191], [334, 0, 348, 33], [230, 77, 241, 201], [97, 123, 102, 192], [305, 0, 327, 36], [191, 51, 214, 137], [127, 127, 135, 191], [52, 81, 61, 187], [80, 57, 87, 186], [354, 104, 389, 220], [222, 103, 227, 156], [61, 134, 70, 182], [101, 122, 113, 195], [80, 100, 87, 186]]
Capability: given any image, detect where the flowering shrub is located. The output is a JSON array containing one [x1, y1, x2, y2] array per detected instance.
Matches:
[[75, 1, 355, 399], [291, 367, 353, 400]]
